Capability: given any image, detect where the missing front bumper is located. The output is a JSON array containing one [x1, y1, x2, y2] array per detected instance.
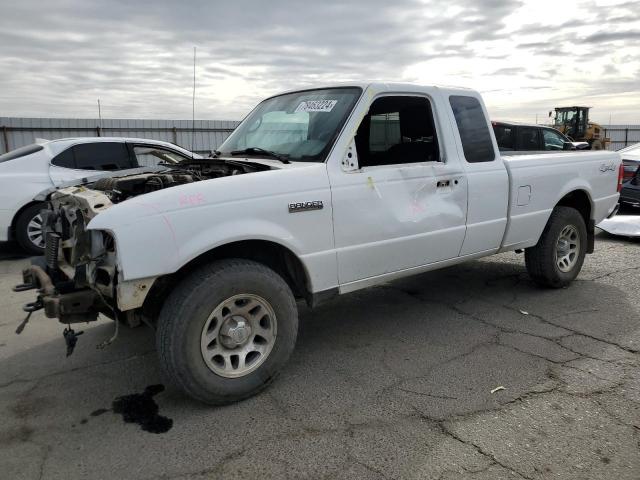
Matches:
[[14, 263, 101, 324]]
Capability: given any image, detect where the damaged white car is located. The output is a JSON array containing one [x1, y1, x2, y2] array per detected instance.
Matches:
[[15, 84, 622, 404]]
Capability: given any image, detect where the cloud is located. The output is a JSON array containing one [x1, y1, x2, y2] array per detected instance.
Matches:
[[0, 0, 638, 124], [583, 30, 640, 43]]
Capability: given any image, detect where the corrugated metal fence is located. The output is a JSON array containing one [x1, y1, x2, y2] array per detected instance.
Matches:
[[603, 126, 640, 151], [0, 117, 241, 155], [2, 117, 638, 156]]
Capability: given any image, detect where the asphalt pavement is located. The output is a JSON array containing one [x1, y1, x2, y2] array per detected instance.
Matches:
[[0, 231, 638, 479]]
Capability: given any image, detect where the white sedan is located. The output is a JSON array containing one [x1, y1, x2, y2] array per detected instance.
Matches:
[[0, 137, 200, 254]]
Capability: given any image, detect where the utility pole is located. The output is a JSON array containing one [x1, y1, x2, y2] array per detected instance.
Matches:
[[192, 46, 196, 154], [97, 99, 102, 136]]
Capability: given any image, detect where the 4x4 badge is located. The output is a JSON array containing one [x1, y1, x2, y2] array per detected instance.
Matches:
[[599, 162, 616, 172], [288, 201, 324, 213]]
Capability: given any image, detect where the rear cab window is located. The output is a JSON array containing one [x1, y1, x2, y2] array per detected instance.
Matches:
[[449, 96, 495, 163], [0, 144, 44, 163]]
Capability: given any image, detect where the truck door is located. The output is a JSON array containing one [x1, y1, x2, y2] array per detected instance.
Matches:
[[327, 92, 468, 287]]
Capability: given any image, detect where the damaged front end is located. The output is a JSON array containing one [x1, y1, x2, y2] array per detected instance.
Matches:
[[14, 160, 268, 353], [14, 186, 124, 353]]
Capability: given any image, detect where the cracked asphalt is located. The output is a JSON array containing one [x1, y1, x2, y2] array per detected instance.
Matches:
[[0, 231, 639, 479]]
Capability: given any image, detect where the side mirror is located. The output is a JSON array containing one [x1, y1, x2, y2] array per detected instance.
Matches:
[[548, 111, 552, 118], [341, 138, 359, 172], [563, 142, 574, 150]]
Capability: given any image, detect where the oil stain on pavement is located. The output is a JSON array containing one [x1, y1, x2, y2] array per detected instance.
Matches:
[[111, 384, 173, 434]]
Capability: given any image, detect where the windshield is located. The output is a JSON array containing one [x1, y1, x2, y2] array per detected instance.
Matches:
[[218, 87, 362, 162]]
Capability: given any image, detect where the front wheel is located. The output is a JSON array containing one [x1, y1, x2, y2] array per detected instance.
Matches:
[[156, 259, 298, 404], [525, 206, 587, 288]]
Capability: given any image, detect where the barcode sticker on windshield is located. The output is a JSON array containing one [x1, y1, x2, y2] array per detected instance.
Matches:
[[295, 100, 338, 113]]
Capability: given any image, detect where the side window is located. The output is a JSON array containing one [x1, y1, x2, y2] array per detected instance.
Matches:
[[72, 143, 132, 171], [493, 125, 515, 151], [517, 127, 540, 150], [449, 96, 495, 163], [132, 145, 189, 167], [369, 113, 401, 152], [51, 148, 75, 168], [355, 96, 439, 167], [542, 129, 565, 150]]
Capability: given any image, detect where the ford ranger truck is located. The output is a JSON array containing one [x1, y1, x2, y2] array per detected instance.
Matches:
[[14, 84, 623, 404]]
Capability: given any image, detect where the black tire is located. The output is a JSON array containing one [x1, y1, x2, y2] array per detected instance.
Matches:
[[15, 203, 47, 255], [525, 206, 587, 288], [156, 258, 298, 405]]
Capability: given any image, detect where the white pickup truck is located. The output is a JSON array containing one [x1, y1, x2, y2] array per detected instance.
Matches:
[[15, 83, 622, 404]]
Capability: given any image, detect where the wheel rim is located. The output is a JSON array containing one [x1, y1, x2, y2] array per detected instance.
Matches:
[[200, 294, 277, 378], [555, 224, 580, 273], [26, 214, 45, 249]]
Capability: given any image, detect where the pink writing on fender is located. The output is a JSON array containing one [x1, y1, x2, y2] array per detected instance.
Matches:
[[179, 193, 205, 206]]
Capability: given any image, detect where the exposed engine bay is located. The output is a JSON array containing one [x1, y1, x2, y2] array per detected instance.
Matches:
[[14, 159, 272, 341], [88, 159, 268, 204]]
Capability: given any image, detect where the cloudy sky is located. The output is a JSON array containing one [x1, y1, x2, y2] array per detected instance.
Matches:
[[0, 0, 639, 124]]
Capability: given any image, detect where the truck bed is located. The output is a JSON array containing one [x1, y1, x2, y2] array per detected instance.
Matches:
[[500, 150, 620, 251]]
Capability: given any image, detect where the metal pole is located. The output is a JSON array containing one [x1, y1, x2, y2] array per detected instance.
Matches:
[[172, 126, 177, 144], [1, 126, 9, 154], [192, 46, 196, 154], [625, 128, 629, 147]]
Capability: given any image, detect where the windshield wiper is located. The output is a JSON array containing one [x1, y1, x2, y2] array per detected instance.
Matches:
[[230, 147, 290, 164]]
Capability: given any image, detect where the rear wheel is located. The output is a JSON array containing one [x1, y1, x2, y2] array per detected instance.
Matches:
[[156, 259, 298, 404], [15, 203, 47, 255], [525, 206, 587, 288]]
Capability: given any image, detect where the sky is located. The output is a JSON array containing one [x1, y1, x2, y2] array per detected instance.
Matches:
[[0, 0, 639, 125]]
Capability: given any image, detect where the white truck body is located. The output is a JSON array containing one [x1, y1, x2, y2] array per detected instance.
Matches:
[[18, 83, 622, 403], [72, 83, 620, 306]]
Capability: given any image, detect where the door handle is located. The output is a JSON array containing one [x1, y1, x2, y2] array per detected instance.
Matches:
[[437, 179, 459, 188]]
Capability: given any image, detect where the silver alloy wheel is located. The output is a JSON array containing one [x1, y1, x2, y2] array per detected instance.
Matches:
[[555, 224, 580, 273], [26, 213, 45, 249], [200, 294, 277, 378]]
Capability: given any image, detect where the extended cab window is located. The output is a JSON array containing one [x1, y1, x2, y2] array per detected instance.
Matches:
[[72, 142, 132, 170], [449, 96, 495, 163], [355, 96, 439, 166]]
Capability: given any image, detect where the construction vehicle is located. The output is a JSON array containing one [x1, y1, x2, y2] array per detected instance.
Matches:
[[550, 106, 609, 150]]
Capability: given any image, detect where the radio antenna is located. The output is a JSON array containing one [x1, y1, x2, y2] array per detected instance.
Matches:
[[191, 46, 196, 157], [97, 99, 102, 127]]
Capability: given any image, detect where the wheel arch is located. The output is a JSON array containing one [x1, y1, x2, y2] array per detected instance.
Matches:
[[554, 189, 595, 253], [142, 239, 313, 321]]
